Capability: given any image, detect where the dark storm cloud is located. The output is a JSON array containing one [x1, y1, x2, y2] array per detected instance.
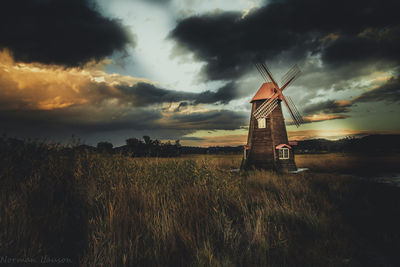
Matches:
[[0, 0, 133, 66], [118, 83, 196, 106], [303, 100, 352, 115], [0, 108, 162, 134], [0, 56, 248, 141], [170, 110, 247, 130], [302, 74, 400, 115], [0, 106, 246, 142], [303, 73, 400, 119], [0, 106, 170, 144], [195, 82, 238, 104], [174, 101, 189, 112], [170, 0, 400, 81], [117, 81, 242, 106], [353, 75, 400, 103], [322, 27, 400, 66]]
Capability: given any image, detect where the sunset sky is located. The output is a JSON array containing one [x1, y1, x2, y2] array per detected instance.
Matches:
[[1, 0, 399, 147]]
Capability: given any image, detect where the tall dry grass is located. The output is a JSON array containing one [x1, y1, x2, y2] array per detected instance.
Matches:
[[296, 153, 400, 175], [1, 141, 399, 266]]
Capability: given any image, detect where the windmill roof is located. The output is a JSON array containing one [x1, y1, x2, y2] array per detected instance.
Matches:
[[276, 144, 292, 149], [250, 82, 276, 103]]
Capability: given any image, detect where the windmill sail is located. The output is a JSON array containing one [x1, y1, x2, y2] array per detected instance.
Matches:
[[260, 63, 279, 88], [280, 64, 301, 89], [255, 63, 272, 83], [287, 96, 304, 124], [253, 91, 277, 117], [255, 98, 279, 119], [281, 95, 300, 127], [253, 63, 302, 125]]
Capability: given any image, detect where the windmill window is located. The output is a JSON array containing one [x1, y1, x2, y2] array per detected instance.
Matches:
[[279, 148, 289, 159], [257, 118, 266, 128]]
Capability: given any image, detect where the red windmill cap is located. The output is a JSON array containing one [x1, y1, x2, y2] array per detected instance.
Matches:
[[250, 82, 276, 103]]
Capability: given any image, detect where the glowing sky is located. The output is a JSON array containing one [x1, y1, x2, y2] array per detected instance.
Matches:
[[1, 0, 399, 146]]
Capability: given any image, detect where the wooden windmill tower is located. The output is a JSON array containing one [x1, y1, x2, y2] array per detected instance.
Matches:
[[242, 63, 303, 172]]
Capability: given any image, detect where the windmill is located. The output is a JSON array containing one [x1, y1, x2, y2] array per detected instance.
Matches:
[[242, 63, 303, 172]]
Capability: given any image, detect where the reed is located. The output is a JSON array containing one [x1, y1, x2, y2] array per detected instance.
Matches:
[[1, 141, 399, 266]]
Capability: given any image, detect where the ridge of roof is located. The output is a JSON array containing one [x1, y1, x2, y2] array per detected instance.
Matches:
[[276, 144, 292, 149]]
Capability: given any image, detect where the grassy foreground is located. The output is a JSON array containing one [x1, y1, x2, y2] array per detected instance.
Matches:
[[1, 142, 400, 266]]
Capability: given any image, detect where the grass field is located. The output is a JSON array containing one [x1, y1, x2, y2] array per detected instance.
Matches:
[[183, 152, 400, 176], [1, 142, 400, 266]]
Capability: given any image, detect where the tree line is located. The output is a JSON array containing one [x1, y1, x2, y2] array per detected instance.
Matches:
[[1, 134, 399, 158], [97, 136, 181, 157]]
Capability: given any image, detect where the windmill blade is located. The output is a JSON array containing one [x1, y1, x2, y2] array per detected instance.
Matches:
[[253, 92, 279, 117], [280, 64, 300, 86], [255, 99, 279, 119], [255, 63, 271, 82], [287, 100, 301, 127], [253, 97, 277, 118], [255, 63, 271, 83], [287, 97, 304, 126], [287, 96, 303, 125], [260, 63, 279, 88], [284, 95, 302, 125], [281, 95, 301, 127], [280, 64, 301, 91], [253, 90, 277, 115], [287, 96, 304, 124]]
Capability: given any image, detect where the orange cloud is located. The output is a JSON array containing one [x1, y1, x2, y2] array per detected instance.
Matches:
[[0, 49, 149, 111], [37, 96, 88, 110], [320, 33, 340, 42], [286, 113, 349, 126], [302, 114, 349, 123], [335, 100, 352, 107]]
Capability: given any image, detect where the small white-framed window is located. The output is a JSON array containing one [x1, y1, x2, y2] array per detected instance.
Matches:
[[279, 148, 289, 159], [257, 118, 266, 128]]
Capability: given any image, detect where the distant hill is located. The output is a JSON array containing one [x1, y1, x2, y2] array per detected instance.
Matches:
[[294, 134, 400, 154]]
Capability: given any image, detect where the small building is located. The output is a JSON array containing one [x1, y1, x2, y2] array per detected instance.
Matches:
[[242, 82, 297, 172]]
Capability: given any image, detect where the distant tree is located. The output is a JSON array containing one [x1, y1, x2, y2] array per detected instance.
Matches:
[[175, 140, 181, 156], [126, 138, 141, 148], [123, 136, 183, 157], [97, 142, 113, 154], [152, 139, 161, 157], [143, 136, 152, 145], [143, 136, 153, 156], [126, 138, 144, 156]]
